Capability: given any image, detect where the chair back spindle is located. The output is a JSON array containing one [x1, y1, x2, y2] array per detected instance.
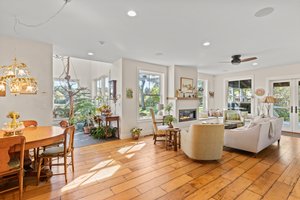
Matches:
[[63, 126, 75, 154]]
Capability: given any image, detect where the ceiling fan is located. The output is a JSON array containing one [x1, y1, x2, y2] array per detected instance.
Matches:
[[221, 55, 258, 65]]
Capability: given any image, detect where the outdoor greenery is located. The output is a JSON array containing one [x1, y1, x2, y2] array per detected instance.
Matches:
[[273, 83, 291, 121], [198, 80, 205, 113], [139, 72, 161, 119], [74, 93, 96, 126]]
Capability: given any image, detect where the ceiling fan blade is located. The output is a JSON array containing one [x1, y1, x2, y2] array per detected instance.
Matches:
[[241, 57, 257, 62]]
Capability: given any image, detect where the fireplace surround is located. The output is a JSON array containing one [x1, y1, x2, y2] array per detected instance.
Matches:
[[179, 109, 197, 122]]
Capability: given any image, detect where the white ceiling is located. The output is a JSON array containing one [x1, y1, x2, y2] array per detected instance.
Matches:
[[0, 0, 300, 74]]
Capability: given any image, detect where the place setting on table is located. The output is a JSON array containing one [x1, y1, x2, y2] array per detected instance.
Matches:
[[0, 111, 72, 189]]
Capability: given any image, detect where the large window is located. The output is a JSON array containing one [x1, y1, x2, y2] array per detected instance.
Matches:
[[95, 76, 109, 97], [198, 79, 208, 113], [227, 79, 252, 113], [53, 78, 79, 118], [138, 71, 162, 120]]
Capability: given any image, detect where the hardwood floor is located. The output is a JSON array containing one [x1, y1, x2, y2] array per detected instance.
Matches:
[[1, 135, 300, 200]]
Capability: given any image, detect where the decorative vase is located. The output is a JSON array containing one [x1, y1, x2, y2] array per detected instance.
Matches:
[[168, 123, 173, 128]]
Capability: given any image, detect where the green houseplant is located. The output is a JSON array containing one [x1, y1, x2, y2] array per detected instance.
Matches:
[[164, 103, 176, 128], [130, 127, 142, 140], [164, 115, 177, 128], [74, 95, 96, 134]]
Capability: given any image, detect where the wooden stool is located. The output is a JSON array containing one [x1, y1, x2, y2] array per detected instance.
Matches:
[[165, 128, 181, 151]]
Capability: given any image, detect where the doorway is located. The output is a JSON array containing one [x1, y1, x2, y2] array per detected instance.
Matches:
[[271, 79, 300, 133]]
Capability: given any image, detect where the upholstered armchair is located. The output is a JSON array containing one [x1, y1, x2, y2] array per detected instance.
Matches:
[[181, 124, 224, 160]]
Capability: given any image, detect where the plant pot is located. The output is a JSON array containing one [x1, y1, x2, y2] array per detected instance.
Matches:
[[132, 134, 140, 140], [83, 126, 91, 134], [168, 123, 173, 128]]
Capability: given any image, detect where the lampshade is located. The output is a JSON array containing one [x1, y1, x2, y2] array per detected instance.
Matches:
[[263, 96, 276, 104], [0, 58, 38, 95]]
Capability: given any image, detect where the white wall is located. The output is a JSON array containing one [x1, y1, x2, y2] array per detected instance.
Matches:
[[0, 36, 53, 126], [53, 57, 113, 98], [120, 58, 168, 139], [214, 64, 300, 112]]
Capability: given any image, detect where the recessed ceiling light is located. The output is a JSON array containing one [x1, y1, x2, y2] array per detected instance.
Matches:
[[255, 7, 274, 17], [98, 41, 105, 45], [87, 52, 94, 56], [203, 42, 211, 47], [127, 10, 137, 17], [155, 52, 163, 56], [252, 62, 258, 66]]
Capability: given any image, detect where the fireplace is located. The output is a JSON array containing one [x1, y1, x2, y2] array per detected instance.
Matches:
[[179, 109, 197, 122]]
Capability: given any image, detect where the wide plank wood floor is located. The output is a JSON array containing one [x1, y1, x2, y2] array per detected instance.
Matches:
[[1, 134, 300, 200]]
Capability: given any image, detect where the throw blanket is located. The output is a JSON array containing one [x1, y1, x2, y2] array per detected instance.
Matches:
[[269, 120, 276, 138]]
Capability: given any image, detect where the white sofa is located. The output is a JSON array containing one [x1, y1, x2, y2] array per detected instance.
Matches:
[[224, 118, 283, 153]]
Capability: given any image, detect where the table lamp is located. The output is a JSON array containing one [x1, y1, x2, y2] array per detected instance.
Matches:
[[263, 95, 276, 117]]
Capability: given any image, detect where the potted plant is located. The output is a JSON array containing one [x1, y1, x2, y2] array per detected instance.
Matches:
[[97, 104, 112, 116], [130, 127, 142, 140], [74, 96, 96, 134], [164, 115, 177, 128]]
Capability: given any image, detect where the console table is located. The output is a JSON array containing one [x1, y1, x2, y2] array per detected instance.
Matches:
[[100, 115, 120, 139]]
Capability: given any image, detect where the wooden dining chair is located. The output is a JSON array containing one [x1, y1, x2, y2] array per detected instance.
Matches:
[[37, 126, 75, 185], [150, 108, 169, 144], [59, 120, 69, 128], [22, 120, 38, 166], [0, 136, 26, 200], [22, 120, 38, 128]]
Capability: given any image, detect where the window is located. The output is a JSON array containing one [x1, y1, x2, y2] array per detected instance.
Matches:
[[53, 78, 79, 118], [95, 76, 109, 97], [198, 79, 208, 113], [138, 71, 162, 120], [227, 79, 252, 113]]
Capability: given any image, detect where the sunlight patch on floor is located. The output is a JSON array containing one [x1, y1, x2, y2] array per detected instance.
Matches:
[[61, 161, 120, 193], [89, 159, 114, 172], [117, 141, 146, 154], [125, 153, 135, 159]]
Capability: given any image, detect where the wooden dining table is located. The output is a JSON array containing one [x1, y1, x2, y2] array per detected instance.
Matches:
[[0, 126, 65, 151]]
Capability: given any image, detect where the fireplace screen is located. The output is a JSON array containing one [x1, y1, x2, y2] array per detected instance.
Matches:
[[179, 109, 197, 122]]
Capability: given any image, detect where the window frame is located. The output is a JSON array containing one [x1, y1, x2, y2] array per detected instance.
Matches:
[[94, 75, 109, 97], [198, 79, 208, 113], [224, 76, 254, 114], [137, 70, 164, 121]]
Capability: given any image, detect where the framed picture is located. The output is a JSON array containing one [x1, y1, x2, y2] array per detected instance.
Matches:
[[180, 77, 194, 92]]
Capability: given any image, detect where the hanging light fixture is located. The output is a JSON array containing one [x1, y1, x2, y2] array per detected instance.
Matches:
[[0, 58, 38, 95]]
